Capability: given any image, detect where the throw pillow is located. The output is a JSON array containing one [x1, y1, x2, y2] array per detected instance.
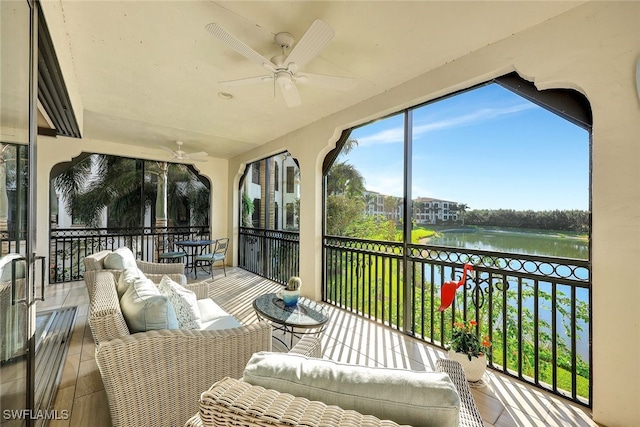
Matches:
[[158, 275, 201, 329], [120, 276, 178, 333], [104, 247, 138, 270], [117, 267, 147, 298], [243, 352, 460, 427]]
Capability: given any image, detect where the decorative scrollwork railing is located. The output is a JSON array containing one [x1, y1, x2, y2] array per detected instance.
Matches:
[[238, 227, 300, 285], [324, 235, 591, 407], [49, 226, 209, 283]]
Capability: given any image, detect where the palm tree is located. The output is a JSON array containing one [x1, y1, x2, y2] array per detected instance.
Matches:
[[326, 137, 365, 197], [52, 155, 208, 228], [326, 162, 366, 197], [362, 192, 377, 215], [456, 203, 469, 225], [324, 137, 370, 236], [382, 195, 400, 221]]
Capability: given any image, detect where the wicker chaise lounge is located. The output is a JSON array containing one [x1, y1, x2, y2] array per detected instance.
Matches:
[[186, 351, 483, 427]]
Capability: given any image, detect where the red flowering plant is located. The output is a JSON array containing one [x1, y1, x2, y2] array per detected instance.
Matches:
[[447, 320, 492, 361]]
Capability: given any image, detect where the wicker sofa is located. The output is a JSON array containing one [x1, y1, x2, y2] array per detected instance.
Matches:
[[82, 250, 282, 427], [83, 249, 243, 343]]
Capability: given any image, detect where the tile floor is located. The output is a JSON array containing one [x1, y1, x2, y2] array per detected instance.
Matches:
[[31, 267, 599, 427]]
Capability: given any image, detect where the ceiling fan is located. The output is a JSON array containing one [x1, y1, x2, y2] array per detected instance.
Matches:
[[205, 19, 356, 107], [161, 141, 208, 162]]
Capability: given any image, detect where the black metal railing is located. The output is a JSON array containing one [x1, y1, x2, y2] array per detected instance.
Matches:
[[0, 227, 27, 255], [49, 226, 209, 283], [323, 236, 591, 407], [238, 227, 299, 285]]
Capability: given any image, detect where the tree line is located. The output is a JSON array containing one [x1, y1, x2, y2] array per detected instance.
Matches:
[[463, 208, 589, 233]]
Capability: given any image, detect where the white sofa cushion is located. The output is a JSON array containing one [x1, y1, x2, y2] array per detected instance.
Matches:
[[243, 352, 460, 427], [117, 267, 146, 298], [197, 299, 241, 330], [158, 276, 201, 329], [201, 316, 243, 330], [104, 247, 138, 270], [120, 276, 178, 333]]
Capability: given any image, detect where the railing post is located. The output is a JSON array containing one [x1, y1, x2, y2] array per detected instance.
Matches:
[[402, 109, 413, 334]]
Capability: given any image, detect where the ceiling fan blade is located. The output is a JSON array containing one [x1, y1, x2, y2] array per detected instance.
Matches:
[[278, 80, 301, 107], [219, 75, 274, 86], [286, 19, 334, 72], [295, 73, 357, 90], [186, 151, 208, 158], [206, 23, 276, 72], [184, 157, 208, 163], [161, 146, 177, 155]]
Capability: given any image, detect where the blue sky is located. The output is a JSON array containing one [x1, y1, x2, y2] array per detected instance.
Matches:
[[344, 83, 590, 211]]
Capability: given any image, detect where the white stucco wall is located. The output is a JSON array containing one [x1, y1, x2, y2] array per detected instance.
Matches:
[[227, 3, 640, 426]]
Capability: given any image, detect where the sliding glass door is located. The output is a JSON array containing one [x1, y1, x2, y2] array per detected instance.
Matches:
[[1, 1, 38, 425]]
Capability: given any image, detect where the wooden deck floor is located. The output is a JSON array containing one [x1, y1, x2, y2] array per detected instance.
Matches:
[[36, 267, 598, 427]]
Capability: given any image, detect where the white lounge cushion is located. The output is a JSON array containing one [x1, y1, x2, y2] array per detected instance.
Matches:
[[243, 352, 460, 427], [158, 276, 201, 329], [196, 298, 241, 330], [104, 247, 138, 270], [120, 276, 178, 333]]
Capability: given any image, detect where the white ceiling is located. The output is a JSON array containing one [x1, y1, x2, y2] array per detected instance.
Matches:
[[47, 1, 584, 159]]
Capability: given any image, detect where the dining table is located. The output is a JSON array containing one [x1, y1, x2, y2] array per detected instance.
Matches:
[[175, 239, 215, 277]]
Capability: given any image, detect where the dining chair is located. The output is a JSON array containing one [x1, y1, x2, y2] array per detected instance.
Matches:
[[194, 238, 229, 278], [157, 234, 188, 263]]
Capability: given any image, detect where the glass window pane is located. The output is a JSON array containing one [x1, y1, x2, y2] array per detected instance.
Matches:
[[240, 152, 298, 231], [410, 83, 589, 258], [326, 113, 405, 240]]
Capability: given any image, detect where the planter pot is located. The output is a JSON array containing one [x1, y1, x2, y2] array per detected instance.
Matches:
[[277, 289, 300, 307], [448, 350, 487, 382]]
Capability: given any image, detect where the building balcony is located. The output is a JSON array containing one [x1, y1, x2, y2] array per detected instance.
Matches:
[[42, 267, 596, 427]]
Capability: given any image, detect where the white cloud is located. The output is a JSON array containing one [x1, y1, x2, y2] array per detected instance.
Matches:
[[355, 103, 536, 147], [357, 127, 404, 147], [364, 173, 404, 198], [414, 103, 536, 137]]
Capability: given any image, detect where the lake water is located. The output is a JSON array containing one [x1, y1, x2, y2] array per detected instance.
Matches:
[[424, 227, 588, 260]]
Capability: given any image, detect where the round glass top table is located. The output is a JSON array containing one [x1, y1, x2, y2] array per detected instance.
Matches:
[[253, 293, 329, 349]]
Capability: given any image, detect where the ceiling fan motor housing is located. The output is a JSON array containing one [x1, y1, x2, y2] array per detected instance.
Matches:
[[275, 32, 294, 50], [276, 71, 293, 88]]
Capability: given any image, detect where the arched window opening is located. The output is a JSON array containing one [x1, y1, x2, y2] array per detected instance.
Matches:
[[49, 154, 211, 282], [238, 152, 300, 284], [323, 73, 592, 406]]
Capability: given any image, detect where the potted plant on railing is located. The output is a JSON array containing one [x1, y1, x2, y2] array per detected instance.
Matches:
[[446, 320, 492, 384]]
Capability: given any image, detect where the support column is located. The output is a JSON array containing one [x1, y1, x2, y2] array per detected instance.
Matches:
[[155, 162, 168, 262]]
